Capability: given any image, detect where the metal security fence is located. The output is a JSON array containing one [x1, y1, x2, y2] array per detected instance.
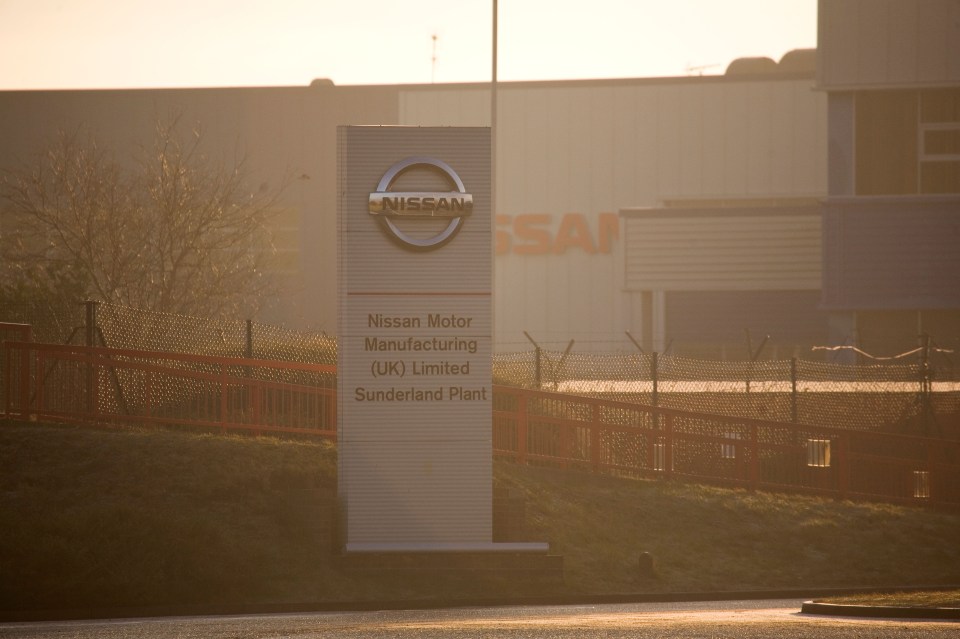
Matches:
[[492, 386, 960, 507], [95, 302, 337, 365], [0, 300, 337, 368], [491, 349, 960, 438], [2, 340, 336, 437], [3, 331, 959, 509], [4, 302, 959, 437], [0, 323, 31, 414]]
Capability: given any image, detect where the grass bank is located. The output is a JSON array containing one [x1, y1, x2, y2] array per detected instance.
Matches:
[[2, 421, 958, 612], [817, 590, 960, 608]]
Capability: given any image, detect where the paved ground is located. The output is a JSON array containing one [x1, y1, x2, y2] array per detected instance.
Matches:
[[1, 599, 958, 638]]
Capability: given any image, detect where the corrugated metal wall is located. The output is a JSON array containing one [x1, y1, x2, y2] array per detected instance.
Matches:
[[622, 207, 821, 291], [399, 77, 827, 350]]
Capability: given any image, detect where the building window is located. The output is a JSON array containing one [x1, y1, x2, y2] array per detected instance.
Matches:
[[855, 91, 917, 195], [918, 89, 960, 194], [855, 88, 960, 195]]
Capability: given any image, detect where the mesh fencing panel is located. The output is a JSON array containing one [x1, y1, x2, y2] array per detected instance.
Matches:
[[492, 348, 958, 436], [94, 303, 336, 393], [96, 302, 337, 365], [3, 301, 957, 437]]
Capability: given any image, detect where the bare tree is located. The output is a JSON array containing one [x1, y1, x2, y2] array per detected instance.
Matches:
[[0, 119, 286, 320]]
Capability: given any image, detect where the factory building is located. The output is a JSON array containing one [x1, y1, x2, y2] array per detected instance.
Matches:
[[817, 0, 960, 360], [1, 0, 956, 358]]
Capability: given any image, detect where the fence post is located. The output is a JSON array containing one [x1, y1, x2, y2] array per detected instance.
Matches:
[[534, 346, 541, 389], [523, 331, 542, 389], [2, 343, 8, 416], [84, 300, 98, 417], [750, 423, 760, 490], [244, 319, 255, 424], [220, 362, 228, 433], [651, 351, 659, 430], [559, 415, 570, 469], [517, 392, 528, 465], [326, 390, 336, 435], [13, 344, 30, 419], [663, 413, 674, 480], [34, 349, 43, 420], [625, 331, 644, 354], [22, 327, 33, 419], [250, 381, 261, 428], [646, 428, 657, 473], [17, 325, 32, 421], [919, 333, 932, 436], [591, 401, 602, 473], [791, 357, 798, 424], [836, 435, 850, 499]]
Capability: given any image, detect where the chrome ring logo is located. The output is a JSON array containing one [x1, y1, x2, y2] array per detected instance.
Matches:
[[368, 157, 473, 251]]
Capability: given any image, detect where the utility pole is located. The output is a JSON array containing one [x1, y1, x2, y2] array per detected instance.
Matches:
[[491, 1, 498, 193], [491, 0, 498, 353]]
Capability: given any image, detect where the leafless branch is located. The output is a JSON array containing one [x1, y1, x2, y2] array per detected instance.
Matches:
[[1, 119, 288, 320]]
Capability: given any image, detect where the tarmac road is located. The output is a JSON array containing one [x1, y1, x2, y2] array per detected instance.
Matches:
[[1, 599, 957, 638]]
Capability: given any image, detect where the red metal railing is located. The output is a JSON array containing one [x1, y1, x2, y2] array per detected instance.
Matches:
[[492, 386, 960, 508], [0, 323, 32, 417], [2, 340, 336, 438], [3, 337, 958, 508]]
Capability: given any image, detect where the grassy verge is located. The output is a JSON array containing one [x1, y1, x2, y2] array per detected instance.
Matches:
[[2, 421, 959, 611], [816, 590, 960, 608], [502, 463, 960, 595]]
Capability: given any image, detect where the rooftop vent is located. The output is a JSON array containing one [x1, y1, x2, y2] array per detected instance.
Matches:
[[778, 48, 816, 74], [725, 48, 816, 76], [725, 56, 778, 76]]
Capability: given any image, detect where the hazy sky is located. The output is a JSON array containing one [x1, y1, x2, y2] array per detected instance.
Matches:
[[0, 0, 817, 89]]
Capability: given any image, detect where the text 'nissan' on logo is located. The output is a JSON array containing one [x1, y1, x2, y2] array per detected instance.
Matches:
[[368, 156, 473, 251]]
